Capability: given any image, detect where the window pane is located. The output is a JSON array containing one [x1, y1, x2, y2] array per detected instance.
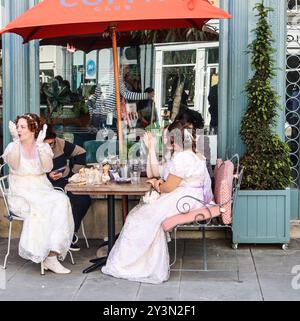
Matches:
[[161, 66, 196, 117], [163, 50, 196, 65], [208, 48, 219, 64]]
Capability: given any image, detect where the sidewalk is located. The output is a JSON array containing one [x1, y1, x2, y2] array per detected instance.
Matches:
[[0, 237, 300, 301]]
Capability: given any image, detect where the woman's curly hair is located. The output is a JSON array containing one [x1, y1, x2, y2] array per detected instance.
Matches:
[[15, 113, 42, 139]]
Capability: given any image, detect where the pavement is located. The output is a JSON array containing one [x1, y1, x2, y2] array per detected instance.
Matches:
[[0, 237, 300, 301]]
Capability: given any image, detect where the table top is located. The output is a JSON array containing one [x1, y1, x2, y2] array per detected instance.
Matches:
[[65, 177, 151, 196]]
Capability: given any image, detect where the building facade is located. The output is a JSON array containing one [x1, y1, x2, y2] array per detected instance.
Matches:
[[0, 0, 298, 230]]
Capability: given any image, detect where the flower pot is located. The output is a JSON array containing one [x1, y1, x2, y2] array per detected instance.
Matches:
[[232, 188, 290, 249]]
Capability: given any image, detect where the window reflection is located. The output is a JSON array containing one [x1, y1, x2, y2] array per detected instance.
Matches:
[[0, 51, 2, 155]]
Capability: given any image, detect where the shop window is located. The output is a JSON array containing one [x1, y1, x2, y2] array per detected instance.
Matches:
[[288, 0, 300, 11], [163, 50, 196, 65], [38, 45, 150, 151], [208, 48, 219, 64], [0, 50, 2, 156]]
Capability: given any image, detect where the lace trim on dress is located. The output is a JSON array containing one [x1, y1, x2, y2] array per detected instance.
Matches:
[[19, 244, 69, 264], [9, 171, 45, 177]]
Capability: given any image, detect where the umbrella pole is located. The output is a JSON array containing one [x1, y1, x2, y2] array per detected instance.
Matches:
[[111, 26, 124, 157], [111, 27, 128, 224]]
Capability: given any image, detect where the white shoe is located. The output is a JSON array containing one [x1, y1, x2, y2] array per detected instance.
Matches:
[[43, 256, 71, 274]]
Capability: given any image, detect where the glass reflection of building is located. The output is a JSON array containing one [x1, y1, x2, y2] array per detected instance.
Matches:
[[286, 0, 300, 186]]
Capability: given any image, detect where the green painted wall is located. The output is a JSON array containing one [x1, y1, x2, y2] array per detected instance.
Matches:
[[2, 0, 40, 148], [220, 0, 299, 220], [219, 0, 286, 157]]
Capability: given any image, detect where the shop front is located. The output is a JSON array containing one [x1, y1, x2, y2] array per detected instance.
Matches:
[[0, 0, 298, 239]]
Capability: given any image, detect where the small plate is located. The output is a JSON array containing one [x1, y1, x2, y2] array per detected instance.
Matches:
[[115, 178, 131, 184]]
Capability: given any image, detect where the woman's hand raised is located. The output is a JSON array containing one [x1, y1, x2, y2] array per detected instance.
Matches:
[[9, 121, 19, 142], [143, 132, 155, 150], [36, 124, 48, 146]]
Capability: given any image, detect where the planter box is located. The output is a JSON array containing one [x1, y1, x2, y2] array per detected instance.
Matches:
[[232, 189, 290, 248]]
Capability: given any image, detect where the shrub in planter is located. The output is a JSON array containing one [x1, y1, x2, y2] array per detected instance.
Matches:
[[233, 2, 291, 247], [240, 2, 292, 190]]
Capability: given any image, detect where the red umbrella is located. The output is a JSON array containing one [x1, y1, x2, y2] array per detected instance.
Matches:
[[39, 33, 143, 53], [0, 0, 230, 154], [39, 28, 219, 53]]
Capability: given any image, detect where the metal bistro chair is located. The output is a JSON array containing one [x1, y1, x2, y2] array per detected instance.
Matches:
[[0, 168, 75, 275], [161, 154, 244, 282], [55, 186, 89, 249]]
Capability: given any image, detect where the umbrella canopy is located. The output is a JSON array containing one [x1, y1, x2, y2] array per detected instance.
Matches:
[[39, 27, 219, 53], [0, 0, 230, 42], [0, 0, 230, 155], [39, 33, 142, 53]]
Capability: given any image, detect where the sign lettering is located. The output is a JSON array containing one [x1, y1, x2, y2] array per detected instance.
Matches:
[[60, 0, 135, 7], [60, 0, 77, 7]]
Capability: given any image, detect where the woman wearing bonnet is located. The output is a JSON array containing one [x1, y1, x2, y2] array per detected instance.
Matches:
[[101, 120, 213, 284], [2, 113, 74, 274]]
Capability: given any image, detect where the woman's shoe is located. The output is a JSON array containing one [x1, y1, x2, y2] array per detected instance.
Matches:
[[43, 256, 71, 274]]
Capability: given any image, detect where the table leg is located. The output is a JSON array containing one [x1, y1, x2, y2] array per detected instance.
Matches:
[[83, 195, 115, 273], [121, 195, 128, 224], [108, 195, 115, 251]]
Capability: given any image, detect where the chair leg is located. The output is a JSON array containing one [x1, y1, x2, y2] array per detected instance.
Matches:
[[202, 227, 208, 271], [40, 261, 45, 275], [68, 250, 75, 265], [3, 222, 12, 269], [81, 222, 89, 249], [233, 239, 241, 282], [170, 228, 178, 267]]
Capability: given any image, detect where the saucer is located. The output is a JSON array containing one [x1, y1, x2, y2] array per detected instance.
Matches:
[[115, 178, 131, 184]]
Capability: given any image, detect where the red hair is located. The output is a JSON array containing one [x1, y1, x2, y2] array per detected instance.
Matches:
[[15, 113, 42, 139]]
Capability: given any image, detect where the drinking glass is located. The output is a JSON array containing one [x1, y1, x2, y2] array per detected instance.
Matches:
[[86, 171, 94, 185], [120, 163, 129, 179], [130, 171, 140, 184]]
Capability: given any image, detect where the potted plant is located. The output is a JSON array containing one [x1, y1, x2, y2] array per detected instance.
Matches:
[[232, 2, 292, 249], [71, 96, 90, 127], [42, 79, 71, 123]]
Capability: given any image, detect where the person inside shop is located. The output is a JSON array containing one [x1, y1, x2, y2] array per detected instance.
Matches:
[[3, 113, 74, 274], [137, 87, 157, 129], [123, 71, 138, 92], [87, 74, 154, 131], [40, 82, 49, 105], [61, 79, 73, 103], [54, 75, 63, 88], [43, 125, 91, 251], [208, 75, 218, 134]]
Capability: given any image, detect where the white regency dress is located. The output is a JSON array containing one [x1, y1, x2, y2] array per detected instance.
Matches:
[[3, 143, 74, 263], [102, 150, 213, 284]]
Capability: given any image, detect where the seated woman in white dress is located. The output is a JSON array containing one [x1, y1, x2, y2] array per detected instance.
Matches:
[[2, 113, 74, 274], [101, 121, 213, 284]]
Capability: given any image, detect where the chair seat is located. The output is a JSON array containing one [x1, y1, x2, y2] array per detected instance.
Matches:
[[162, 204, 222, 232]]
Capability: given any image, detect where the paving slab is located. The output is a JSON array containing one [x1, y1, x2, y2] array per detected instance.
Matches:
[[258, 272, 300, 301], [0, 238, 299, 301], [74, 275, 140, 301]]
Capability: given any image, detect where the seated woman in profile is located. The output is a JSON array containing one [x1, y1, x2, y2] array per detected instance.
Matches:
[[101, 121, 213, 284], [2, 113, 74, 274], [145, 107, 212, 179]]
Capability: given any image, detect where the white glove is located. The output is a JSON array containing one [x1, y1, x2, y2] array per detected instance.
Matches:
[[36, 124, 47, 146], [9, 121, 19, 142]]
